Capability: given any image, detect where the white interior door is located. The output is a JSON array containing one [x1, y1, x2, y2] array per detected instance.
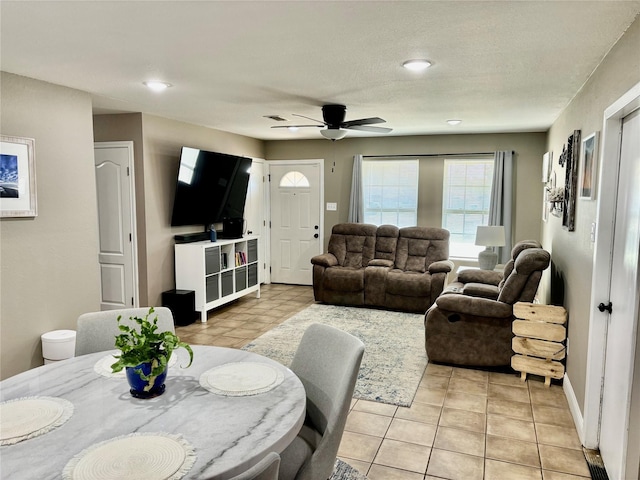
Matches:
[[600, 108, 640, 480], [269, 161, 323, 285], [245, 158, 268, 284], [94, 142, 138, 310]]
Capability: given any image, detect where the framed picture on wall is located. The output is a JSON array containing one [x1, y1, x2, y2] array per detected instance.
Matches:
[[0, 135, 37, 218], [579, 132, 598, 200], [542, 151, 552, 183]]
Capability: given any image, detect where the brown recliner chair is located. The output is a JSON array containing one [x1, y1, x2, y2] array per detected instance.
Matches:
[[424, 244, 550, 367]]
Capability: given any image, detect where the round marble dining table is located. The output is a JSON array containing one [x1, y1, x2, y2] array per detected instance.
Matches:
[[0, 345, 306, 479]]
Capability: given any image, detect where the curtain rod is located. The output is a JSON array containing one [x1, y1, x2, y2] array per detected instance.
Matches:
[[362, 152, 508, 159]]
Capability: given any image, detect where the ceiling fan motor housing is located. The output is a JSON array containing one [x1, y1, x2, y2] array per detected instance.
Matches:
[[322, 104, 347, 128]]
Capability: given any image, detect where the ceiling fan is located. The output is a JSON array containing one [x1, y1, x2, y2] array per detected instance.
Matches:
[[272, 104, 392, 140]]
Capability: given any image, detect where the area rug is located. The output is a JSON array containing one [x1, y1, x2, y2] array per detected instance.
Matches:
[[242, 304, 427, 407], [332, 459, 368, 479]]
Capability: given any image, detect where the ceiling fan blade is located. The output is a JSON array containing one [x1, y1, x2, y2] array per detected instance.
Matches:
[[342, 117, 386, 128], [346, 125, 393, 133], [292, 113, 325, 124], [271, 124, 324, 129]]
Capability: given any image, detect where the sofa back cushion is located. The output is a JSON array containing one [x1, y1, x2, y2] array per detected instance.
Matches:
[[497, 248, 550, 304], [374, 225, 399, 262], [395, 227, 450, 273], [498, 240, 542, 290], [328, 223, 378, 268]]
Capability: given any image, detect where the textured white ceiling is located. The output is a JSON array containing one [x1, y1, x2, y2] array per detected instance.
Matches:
[[1, 1, 639, 140]]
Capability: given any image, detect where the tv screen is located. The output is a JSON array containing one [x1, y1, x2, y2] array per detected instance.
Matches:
[[171, 147, 252, 227]]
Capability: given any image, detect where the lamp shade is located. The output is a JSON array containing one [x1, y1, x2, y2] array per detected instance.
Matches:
[[475, 226, 506, 247]]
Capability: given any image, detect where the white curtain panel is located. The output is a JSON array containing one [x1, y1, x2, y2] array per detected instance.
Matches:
[[489, 151, 513, 264], [348, 154, 364, 223]]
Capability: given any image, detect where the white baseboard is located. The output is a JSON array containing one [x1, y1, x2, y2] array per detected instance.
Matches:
[[563, 372, 585, 444]]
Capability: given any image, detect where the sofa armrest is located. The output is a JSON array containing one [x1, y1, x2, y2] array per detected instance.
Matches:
[[458, 269, 502, 286], [428, 260, 455, 274], [368, 259, 394, 268], [461, 283, 500, 300], [435, 294, 512, 318], [311, 253, 338, 268]]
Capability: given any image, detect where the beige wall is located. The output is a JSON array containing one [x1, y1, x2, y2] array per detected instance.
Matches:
[[138, 114, 264, 307], [265, 132, 547, 252], [1, 72, 100, 379], [542, 16, 640, 417]]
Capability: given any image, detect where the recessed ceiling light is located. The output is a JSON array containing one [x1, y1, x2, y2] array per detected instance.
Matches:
[[447, 119, 462, 126], [402, 59, 432, 72], [287, 126, 299, 132], [143, 81, 172, 92]]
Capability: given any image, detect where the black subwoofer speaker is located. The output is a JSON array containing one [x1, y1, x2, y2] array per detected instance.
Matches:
[[162, 289, 197, 326]]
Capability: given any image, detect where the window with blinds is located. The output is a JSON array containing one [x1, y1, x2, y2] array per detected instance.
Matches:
[[442, 158, 494, 258], [362, 159, 418, 227]]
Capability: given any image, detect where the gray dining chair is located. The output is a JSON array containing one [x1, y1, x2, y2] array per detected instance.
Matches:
[[230, 452, 281, 480], [278, 323, 365, 480], [75, 307, 175, 356]]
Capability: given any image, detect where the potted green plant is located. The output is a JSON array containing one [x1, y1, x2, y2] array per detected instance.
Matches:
[[110, 307, 194, 398]]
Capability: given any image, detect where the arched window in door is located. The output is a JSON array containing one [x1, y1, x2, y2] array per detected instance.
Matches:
[[279, 171, 310, 188]]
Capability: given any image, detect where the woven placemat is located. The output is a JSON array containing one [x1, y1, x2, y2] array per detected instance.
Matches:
[[0, 396, 74, 446], [94, 353, 178, 378], [63, 432, 195, 480], [199, 362, 284, 396]]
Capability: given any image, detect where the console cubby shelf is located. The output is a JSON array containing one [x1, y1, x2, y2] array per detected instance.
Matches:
[[175, 235, 260, 322]]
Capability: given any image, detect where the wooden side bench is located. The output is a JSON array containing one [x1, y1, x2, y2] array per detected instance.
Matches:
[[511, 302, 567, 386]]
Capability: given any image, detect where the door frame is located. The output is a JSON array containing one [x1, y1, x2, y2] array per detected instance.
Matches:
[[94, 141, 139, 308], [582, 82, 640, 453], [266, 159, 325, 285]]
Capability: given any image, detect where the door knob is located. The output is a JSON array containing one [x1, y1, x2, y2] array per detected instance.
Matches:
[[598, 302, 613, 314], [314, 225, 319, 230], [314, 233, 319, 238]]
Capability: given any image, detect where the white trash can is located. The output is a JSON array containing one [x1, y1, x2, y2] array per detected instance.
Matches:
[[41, 330, 76, 364]]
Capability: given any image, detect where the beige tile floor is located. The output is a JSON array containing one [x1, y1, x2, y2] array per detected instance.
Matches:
[[176, 284, 592, 480]]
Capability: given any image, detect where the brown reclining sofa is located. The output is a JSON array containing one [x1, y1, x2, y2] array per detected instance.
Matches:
[[311, 223, 454, 313]]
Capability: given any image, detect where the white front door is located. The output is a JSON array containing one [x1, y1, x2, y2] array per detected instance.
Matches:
[[600, 108, 640, 479], [269, 161, 323, 285], [94, 142, 138, 310]]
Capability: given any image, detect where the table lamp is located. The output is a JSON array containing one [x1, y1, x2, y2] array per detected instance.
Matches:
[[475, 226, 505, 270]]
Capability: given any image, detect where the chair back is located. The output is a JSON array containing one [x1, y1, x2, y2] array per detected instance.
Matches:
[[290, 323, 365, 480], [497, 240, 542, 290], [229, 452, 280, 480], [326, 223, 377, 268], [497, 248, 551, 304], [75, 307, 175, 356], [394, 227, 450, 273]]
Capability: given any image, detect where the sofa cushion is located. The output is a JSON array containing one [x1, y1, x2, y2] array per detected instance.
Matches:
[[374, 224, 399, 262], [324, 267, 365, 293], [395, 227, 450, 273], [327, 223, 377, 268], [386, 269, 430, 296]]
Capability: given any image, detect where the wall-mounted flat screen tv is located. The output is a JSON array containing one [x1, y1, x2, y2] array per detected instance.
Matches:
[[170, 147, 252, 228]]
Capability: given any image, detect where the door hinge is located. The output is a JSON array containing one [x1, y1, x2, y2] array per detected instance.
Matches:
[[127, 167, 130, 176], [131, 297, 134, 306], [129, 233, 132, 242], [268, 174, 271, 182]]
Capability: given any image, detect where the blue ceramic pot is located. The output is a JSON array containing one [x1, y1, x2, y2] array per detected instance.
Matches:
[[125, 361, 168, 399]]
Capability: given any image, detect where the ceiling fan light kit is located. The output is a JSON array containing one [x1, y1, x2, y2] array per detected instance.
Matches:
[[320, 129, 348, 141]]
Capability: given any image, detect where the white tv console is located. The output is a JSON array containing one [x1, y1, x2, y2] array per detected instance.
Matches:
[[175, 235, 260, 322]]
